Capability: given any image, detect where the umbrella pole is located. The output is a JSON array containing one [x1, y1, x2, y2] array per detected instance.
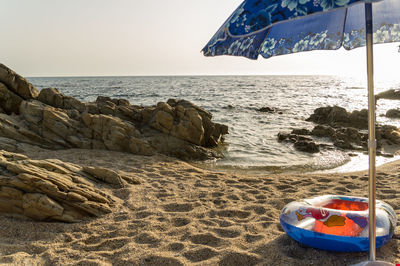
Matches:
[[365, 2, 376, 262]]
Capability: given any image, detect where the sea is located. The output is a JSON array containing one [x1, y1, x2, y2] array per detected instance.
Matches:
[[27, 75, 400, 174]]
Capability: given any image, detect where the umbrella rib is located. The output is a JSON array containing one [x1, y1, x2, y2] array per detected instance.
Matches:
[[257, 27, 273, 56], [340, 8, 349, 49]]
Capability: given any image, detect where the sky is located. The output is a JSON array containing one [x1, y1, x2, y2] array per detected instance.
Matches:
[[0, 0, 400, 79]]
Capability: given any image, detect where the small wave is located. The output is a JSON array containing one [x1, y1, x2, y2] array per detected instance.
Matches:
[[345, 86, 364, 90]]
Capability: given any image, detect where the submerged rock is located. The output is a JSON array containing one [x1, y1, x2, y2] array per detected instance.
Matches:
[[376, 89, 400, 100], [294, 140, 319, 153], [386, 109, 400, 118], [278, 132, 319, 153]]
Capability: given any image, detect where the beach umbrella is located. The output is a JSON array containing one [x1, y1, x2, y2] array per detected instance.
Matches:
[[202, 0, 400, 265]]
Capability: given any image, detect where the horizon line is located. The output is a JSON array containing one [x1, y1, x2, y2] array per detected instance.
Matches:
[[26, 73, 338, 78]]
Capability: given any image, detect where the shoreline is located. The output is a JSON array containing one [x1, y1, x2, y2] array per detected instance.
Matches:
[[0, 148, 398, 265]]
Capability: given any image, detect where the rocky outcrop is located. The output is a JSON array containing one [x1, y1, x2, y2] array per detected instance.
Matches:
[[279, 106, 400, 155], [0, 66, 228, 161], [376, 89, 400, 100], [0, 150, 131, 222], [149, 99, 228, 148], [306, 106, 368, 129], [0, 64, 38, 100]]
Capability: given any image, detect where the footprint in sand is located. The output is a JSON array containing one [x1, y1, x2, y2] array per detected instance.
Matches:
[[334, 186, 351, 193], [183, 247, 219, 263], [168, 242, 185, 252], [134, 232, 160, 245], [162, 203, 193, 212], [172, 217, 191, 227], [188, 233, 224, 247], [213, 219, 233, 227], [215, 209, 252, 219], [212, 228, 241, 238], [136, 211, 155, 219], [79, 237, 130, 252], [245, 234, 265, 243], [218, 251, 261, 266], [227, 194, 240, 201], [140, 255, 184, 266], [244, 205, 267, 215], [156, 192, 175, 198]]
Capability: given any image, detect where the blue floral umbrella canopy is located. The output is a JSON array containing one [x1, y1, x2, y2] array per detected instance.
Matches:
[[203, 0, 400, 265], [202, 0, 400, 59]]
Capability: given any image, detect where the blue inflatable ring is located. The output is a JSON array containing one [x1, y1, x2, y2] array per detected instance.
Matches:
[[280, 195, 397, 252]]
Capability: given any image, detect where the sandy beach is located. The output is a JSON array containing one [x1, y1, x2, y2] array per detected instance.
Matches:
[[0, 148, 398, 265]]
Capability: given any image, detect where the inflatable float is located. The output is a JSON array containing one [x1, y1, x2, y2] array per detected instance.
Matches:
[[280, 195, 397, 252]]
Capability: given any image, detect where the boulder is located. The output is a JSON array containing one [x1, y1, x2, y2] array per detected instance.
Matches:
[[334, 127, 365, 147], [0, 64, 39, 99], [0, 82, 24, 114], [378, 125, 400, 144], [348, 109, 368, 129], [376, 89, 400, 100], [291, 128, 311, 136], [83, 166, 125, 187], [38, 87, 85, 112], [334, 139, 354, 150], [311, 125, 335, 138], [307, 106, 349, 125], [306, 106, 367, 129], [149, 100, 227, 148], [294, 140, 319, 153], [386, 109, 400, 118]]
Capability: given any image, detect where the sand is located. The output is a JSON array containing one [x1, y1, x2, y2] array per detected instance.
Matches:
[[0, 148, 399, 265]]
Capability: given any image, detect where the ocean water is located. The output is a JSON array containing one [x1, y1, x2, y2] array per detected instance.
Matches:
[[27, 75, 400, 173]]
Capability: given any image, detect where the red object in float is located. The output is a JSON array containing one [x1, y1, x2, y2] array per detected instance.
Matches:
[[321, 199, 368, 211], [313, 215, 363, 237]]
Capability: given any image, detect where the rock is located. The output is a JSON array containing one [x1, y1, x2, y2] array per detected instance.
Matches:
[[307, 106, 349, 124], [257, 107, 277, 113], [311, 125, 336, 138], [0, 150, 119, 222], [291, 128, 311, 135], [306, 106, 367, 129], [334, 127, 365, 147], [386, 109, 400, 118], [376, 89, 400, 100], [0, 64, 39, 99], [151, 110, 174, 133], [0, 64, 228, 162], [22, 193, 64, 220], [334, 139, 353, 149], [348, 109, 368, 129], [168, 99, 212, 119], [83, 166, 125, 187], [0, 82, 24, 114], [38, 88, 85, 112], [378, 125, 400, 144], [294, 140, 319, 153], [149, 100, 226, 148], [277, 133, 297, 142]]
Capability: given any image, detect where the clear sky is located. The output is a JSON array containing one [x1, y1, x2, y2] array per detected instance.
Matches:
[[0, 0, 399, 79]]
